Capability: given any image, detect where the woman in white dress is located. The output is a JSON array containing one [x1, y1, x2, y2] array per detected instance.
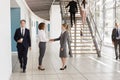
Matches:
[[80, 0, 88, 28]]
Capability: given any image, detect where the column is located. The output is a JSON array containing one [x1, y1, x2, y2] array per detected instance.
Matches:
[[0, 0, 12, 80]]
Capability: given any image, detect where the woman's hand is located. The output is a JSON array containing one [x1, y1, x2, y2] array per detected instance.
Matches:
[[112, 41, 114, 45], [49, 39, 54, 42], [61, 48, 64, 51]]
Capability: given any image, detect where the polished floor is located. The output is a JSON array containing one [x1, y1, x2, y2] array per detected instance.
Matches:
[[10, 42, 120, 80]]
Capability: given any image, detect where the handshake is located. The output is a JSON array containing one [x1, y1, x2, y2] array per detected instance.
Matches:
[[49, 39, 54, 42]]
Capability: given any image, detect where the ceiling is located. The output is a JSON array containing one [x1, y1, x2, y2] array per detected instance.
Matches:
[[25, 0, 59, 20], [11, 0, 19, 8]]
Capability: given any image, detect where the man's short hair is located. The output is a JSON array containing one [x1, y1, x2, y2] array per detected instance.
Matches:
[[20, 20, 26, 23]]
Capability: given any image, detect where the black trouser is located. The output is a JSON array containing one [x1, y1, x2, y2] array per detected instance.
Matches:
[[70, 12, 76, 26], [17, 45, 28, 70], [114, 39, 120, 58], [39, 42, 46, 66]]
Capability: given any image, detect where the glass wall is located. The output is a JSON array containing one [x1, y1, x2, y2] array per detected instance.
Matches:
[[116, 0, 120, 21], [89, 0, 115, 46]]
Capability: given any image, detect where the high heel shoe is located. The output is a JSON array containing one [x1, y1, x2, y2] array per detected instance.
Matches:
[[38, 66, 45, 71], [60, 65, 67, 70]]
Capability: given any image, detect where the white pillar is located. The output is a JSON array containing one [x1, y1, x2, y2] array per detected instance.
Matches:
[[50, 5, 62, 38], [0, 0, 12, 80]]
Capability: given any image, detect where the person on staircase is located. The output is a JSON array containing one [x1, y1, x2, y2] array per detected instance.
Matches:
[[80, 0, 88, 36], [112, 23, 120, 60], [66, 0, 78, 27]]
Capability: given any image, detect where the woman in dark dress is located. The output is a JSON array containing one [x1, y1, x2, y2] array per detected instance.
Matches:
[[50, 24, 69, 70]]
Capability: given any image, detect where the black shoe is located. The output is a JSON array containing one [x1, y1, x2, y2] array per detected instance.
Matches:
[[64, 65, 67, 69], [38, 66, 45, 71], [116, 56, 118, 60], [80, 30, 83, 36], [23, 69, 26, 73], [60, 65, 67, 70], [60, 68, 64, 70]]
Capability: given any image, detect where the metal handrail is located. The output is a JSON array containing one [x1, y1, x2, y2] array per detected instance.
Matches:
[[88, 10, 102, 41]]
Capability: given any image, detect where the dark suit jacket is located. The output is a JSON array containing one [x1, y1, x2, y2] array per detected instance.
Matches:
[[66, 1, 78, 13], [54, 31, 69, 48], [112, 28, 117, 42], [14, 28, 31, 49]]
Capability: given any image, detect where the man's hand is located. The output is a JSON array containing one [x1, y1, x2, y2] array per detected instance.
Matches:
[[17, 39, 23, 43]]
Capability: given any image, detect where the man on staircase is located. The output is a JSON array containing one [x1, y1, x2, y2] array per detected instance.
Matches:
[[66, 0, 78, 27]]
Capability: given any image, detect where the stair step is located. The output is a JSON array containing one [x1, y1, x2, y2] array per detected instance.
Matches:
[[72, 48, 96, 51], [72, 52, 96, 54], [71, 38, 93, 40], [71, 31, 91, 33], [71, 28, 89, 30], [71, 47, 96, 49], [71, 34, 91, 36], [71, 32, 91, 34], [71, 39, 93, 41], [72, 50, 96, 53], [71, 27, 89, 29], [71, 29, 90, 31], [70, 37, 92, 39], [71, 34, 92, 38], [71, 35, 92, 37], [71, 42, 93, 44], [64, 17, 82, 20], [71, 45, 95, 47], [71, 43, 94, 45]]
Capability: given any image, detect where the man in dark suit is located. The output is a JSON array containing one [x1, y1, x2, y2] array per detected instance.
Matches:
[[14, 20, 31, 73], [66, 0, 78, 27], [112, 23, 120, 60]]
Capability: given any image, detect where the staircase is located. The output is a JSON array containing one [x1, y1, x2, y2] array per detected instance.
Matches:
[[60, 0, 97, 54]]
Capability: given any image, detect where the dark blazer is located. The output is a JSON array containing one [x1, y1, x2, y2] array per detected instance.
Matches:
[[14, 28, 31, 49], [54, 31, 69, 48], [66, 1, 78, 13], [112, 28, 117, 42]]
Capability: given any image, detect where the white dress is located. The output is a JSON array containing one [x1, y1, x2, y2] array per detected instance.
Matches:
[[80, 3, 89, 16], [80, 3, 88, 12]]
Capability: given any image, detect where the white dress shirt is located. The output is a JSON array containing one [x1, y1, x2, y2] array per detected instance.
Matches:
[[38, 30, 48, 42], [21, 27, 25, 36]]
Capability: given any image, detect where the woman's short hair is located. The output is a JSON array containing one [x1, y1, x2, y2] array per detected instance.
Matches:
[[38, 22, 45, 30]]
